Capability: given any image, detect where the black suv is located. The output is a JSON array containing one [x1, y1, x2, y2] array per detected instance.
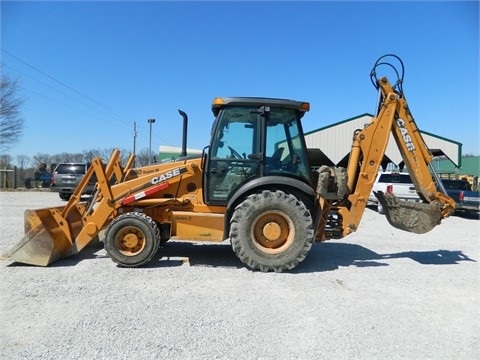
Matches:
[[50, 163, 96, 200]]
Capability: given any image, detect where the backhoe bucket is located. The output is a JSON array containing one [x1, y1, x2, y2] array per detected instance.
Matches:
[[2, 206, 84, 266], [374, 191, 442, 234]]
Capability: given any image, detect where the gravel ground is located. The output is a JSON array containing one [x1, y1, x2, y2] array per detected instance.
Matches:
[[0, 190, 479, 360]]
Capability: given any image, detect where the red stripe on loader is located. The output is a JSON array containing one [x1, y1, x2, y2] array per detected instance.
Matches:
[[121, 182, 169, 205]]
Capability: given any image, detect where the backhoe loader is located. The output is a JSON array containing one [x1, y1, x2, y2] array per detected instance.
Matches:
[[2, 54, 456, 272]]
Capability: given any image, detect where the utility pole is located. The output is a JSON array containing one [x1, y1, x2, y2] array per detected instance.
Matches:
[[148, 118, 156, 164], [132, 121, 137, 167], [133, 121, 137, 156]]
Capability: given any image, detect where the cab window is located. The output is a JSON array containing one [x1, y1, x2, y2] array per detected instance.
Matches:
[[208, 107, 259, 203], [265, 109, 310, 182]]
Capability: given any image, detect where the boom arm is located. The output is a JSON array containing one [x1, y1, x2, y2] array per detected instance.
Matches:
[[381, 78, 455, 217], [338, 77, 455, 236]]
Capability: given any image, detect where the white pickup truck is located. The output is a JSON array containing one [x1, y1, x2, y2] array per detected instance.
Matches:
[[368, 171, 421, 214]]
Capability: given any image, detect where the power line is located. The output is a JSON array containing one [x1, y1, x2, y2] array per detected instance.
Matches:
[[1, 48, 170, 146], [1, 48, 137, 127], [2, 48, 133, 121], [4, 63, 126, 125]]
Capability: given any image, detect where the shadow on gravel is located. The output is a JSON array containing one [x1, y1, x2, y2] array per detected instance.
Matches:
[[452, 211, 479, 220], [3, 243, 108, 268], [145, 241, 245, 269], [3, 240, 476, 272], [140, 241, 476, 273], [295, 243, 477, 273]]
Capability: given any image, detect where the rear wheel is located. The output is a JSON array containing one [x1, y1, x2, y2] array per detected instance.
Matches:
[[230, 190, 314, 272], [59, 193, 71, 201], [104, 212, 160, 267]]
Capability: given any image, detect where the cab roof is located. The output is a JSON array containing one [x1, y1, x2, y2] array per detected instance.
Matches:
[[211, 97, 310, 115]]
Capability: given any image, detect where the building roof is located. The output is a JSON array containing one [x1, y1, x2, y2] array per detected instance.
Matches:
[[158, 145, 202, 161], [304, 113, 463, 169]]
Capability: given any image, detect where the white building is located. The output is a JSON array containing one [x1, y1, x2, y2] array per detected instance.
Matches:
[[304, 113, 462, 171]]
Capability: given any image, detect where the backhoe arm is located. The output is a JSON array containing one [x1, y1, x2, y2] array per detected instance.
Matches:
[[384, 78, 456, 218], [340, 77, 455, 236]]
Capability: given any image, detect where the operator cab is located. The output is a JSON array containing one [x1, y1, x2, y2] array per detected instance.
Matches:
[[205, 97, 312, 205]]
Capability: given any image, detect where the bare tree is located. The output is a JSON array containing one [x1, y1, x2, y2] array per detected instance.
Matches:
[[83, 148, 114, 163], [136, 148, 151, 166], [0, 73, 24, 152], [69, 153, 86, 163], [15, 154, 31, 169], [82, 148, 133, 164], [15, 154, 31, 180], [99, 148, 132, 164], [8, 148, 139, 176], [83, 149, 102, 162], [50, 152, 71, 164], [32, 153, 52, 169], [98, 148, 117, 161], [119, 149, 133, 165]]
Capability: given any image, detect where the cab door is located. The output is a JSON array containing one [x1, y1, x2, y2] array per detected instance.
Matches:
[[205, 107, 260, 205]]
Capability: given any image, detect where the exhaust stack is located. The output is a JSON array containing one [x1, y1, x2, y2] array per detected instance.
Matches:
[[178, 109, 188, 157]]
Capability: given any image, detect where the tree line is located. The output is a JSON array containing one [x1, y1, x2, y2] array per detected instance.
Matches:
[[0, 148, 157, 190], [1, 148, 154, 174]]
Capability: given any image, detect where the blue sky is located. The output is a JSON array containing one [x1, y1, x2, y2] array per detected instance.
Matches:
[[1, 1, 479, 161]]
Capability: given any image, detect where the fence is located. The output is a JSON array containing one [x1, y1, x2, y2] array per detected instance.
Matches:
[[0, 167, 52, 190], [0, 167, 16, 189]]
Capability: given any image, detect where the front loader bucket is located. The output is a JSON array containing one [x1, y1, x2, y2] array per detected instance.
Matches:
[[2, 206, 84, 266], [374, 191, 442, 234]]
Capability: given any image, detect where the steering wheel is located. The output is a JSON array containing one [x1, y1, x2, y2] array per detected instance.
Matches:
[[228, 146, 243, 159]]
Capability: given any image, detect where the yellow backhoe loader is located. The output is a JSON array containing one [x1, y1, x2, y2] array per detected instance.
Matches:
[[2, 54, 456, 271]]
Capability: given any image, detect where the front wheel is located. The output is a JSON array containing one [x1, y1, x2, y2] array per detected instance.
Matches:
[[230, 190, 314, 272], [104, 212, 160, 267]]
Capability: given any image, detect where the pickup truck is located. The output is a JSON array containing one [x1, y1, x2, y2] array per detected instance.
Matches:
[[440, 179, 480, 213], [368, 171, 420, 214]]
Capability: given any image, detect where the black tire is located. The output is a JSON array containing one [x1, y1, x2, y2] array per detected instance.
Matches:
[[230, 190, 314, 272], [104, 212, 160, 267], [158, 223, 171, 245], [59, 193, 71, 201]]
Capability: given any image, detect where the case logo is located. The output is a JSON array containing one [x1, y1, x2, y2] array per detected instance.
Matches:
[[396, 118, 415, 152], [151, 167, 187, 184]]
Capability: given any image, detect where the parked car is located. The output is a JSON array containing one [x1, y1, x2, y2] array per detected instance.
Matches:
[[440, 178, 480, 213], [369, 171, 421, 214], [50, 163, 96, 200]]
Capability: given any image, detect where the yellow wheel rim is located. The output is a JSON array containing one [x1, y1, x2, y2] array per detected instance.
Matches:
[[115, 226, 146, 256], [251, 210, 294, 254]]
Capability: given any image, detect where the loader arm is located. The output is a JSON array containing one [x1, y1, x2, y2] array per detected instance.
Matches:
[[339, 77, 455, 235], [3, 148, 202, 266], [63, 158, 201, 252]]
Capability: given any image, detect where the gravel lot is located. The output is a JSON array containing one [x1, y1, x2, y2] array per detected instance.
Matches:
[[0, 190, 478, 360]]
